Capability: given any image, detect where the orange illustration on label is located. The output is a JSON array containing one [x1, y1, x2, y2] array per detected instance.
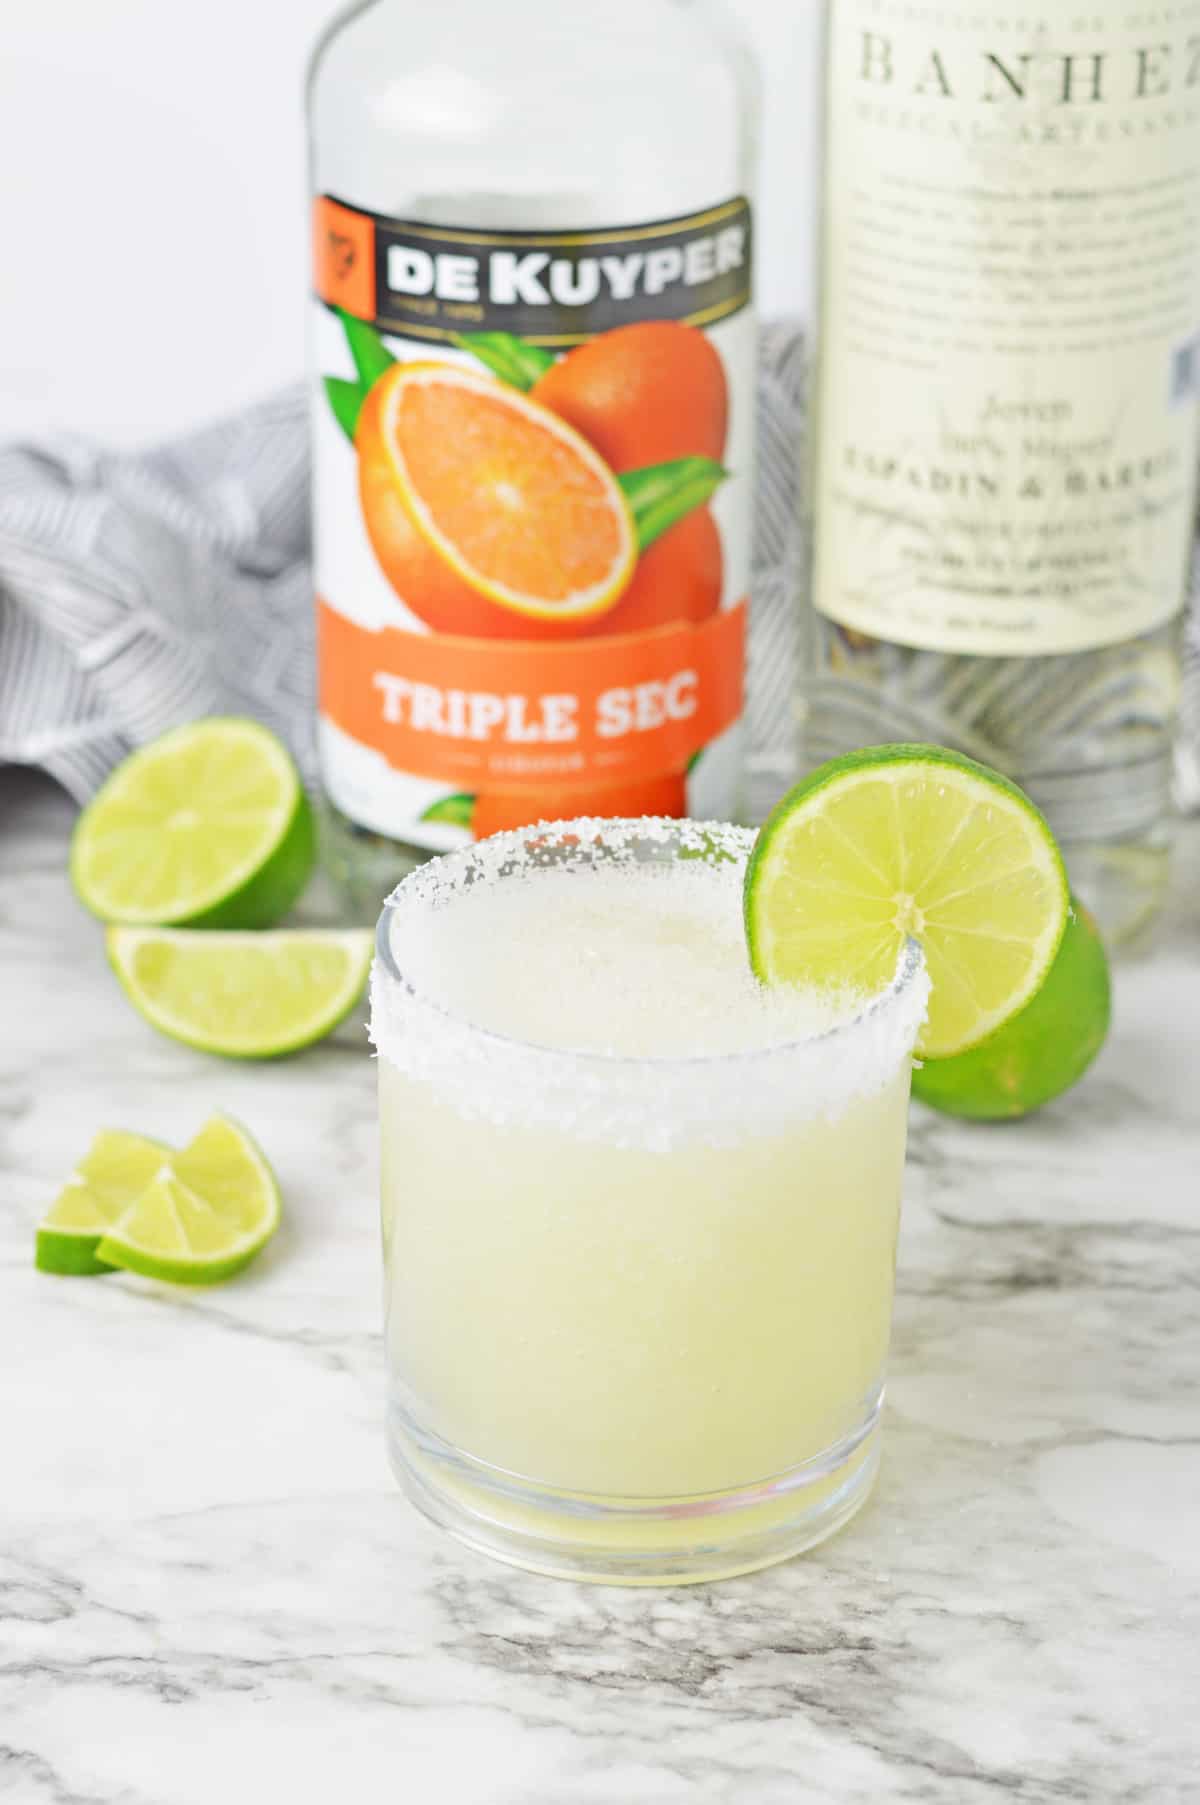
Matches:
[[317, 600, 746, 789], [313, 194, 753, 845]]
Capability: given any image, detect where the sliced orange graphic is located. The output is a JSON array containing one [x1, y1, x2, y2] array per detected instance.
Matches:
[[358, 363, 636, 638]]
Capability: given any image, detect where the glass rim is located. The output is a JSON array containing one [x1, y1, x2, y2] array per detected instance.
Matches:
[[373, 816, 926, 1075]]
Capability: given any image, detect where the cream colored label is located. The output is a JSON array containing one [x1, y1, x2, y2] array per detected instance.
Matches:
[[814, 1, 1200, 654]]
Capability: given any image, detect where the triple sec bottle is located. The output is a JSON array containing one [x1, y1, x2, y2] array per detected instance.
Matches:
[[307, 0, 758, 909]]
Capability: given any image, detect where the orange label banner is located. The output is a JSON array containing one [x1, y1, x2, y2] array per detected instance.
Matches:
[[317, 600, 747, 790]]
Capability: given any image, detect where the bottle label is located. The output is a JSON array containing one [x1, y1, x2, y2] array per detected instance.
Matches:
[[311, 196, 754, 848], [814, 3, 1200, 656]]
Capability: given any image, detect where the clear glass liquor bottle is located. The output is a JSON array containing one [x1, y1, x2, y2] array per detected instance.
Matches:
[[804, 2, 1200, 943], [307, 0, 759, 918]]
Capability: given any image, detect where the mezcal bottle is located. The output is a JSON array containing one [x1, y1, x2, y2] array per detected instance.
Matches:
[[307, 0, 758, 913], [806, 2, 1200, 940]]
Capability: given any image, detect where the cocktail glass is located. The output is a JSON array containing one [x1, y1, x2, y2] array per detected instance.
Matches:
[[372, 819, 927, 1584]]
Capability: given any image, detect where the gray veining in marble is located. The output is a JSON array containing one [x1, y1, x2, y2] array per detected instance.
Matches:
[[2, 765, 1199, 1804]]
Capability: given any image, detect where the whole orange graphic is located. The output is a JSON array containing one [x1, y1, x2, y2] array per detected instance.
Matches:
[[579, 506, 723, 638], [472, 768, 689, 840], [531, 321, 728, 471]]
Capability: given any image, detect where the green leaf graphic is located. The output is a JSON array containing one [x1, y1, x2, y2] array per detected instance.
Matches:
[[325, 376, 365, 441], [419, 793, 476, 830], [619, 458, 730, 552], [338, 309, 397, 390], [452, 332, 557, 391]]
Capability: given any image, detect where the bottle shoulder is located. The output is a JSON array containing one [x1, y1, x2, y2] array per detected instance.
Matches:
[[309, 1, 757, 223], [308, 0, 758, 165], [310, 0, 754, 89]]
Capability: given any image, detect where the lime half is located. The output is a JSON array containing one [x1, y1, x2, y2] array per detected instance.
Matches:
[[107, 927, 373, 1058], [95, 1116, 281, 1285], [71, 718, 315, 929], [35, 1130, 168, 1275], [911, 899, 1110, 1118], [745, 745, 1070, 1060]]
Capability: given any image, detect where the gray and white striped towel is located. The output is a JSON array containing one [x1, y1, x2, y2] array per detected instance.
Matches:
[[2, 323, 1198, 817], [0, 395, 313, 803]]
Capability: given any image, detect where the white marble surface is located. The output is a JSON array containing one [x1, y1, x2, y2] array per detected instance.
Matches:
[[2, 764, 1199, 1804]]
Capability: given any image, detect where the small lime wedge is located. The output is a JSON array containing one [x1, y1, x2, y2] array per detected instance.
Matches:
[[95, 1116, 281, 1284], [106, 927, 373, 1058], [35, 1130, 168, 1275], [745, 745, 1070, 1060], [71, 718, 314, 928], [912, 900, 1110, 1119]]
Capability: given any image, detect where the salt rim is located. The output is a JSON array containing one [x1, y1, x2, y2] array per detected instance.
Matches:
[[370, 817, 930, 1152]]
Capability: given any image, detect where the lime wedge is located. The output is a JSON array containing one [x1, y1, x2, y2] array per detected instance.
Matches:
[[744, 745, 1070, 1059], [71, 718, 315, 928], [35, 1130, 168, 1275], [106, 927, 373, 1058], [95, 1116, 281, 1284]]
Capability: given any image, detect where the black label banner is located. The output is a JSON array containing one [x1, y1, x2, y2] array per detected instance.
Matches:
[[319, 195, 753, 345]]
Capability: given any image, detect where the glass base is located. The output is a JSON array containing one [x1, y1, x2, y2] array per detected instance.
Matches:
[[386, 1404, 883, 1586]]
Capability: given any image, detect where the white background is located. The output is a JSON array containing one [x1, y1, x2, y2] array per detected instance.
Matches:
[[0, 0, 819, 448]]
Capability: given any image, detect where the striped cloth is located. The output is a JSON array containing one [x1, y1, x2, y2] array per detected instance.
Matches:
[[2, 324, 1198, 814], [0, 396, 313, 802]]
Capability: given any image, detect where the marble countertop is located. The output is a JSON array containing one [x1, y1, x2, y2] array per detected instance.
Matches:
[[3, 764, 1199, 1805]]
